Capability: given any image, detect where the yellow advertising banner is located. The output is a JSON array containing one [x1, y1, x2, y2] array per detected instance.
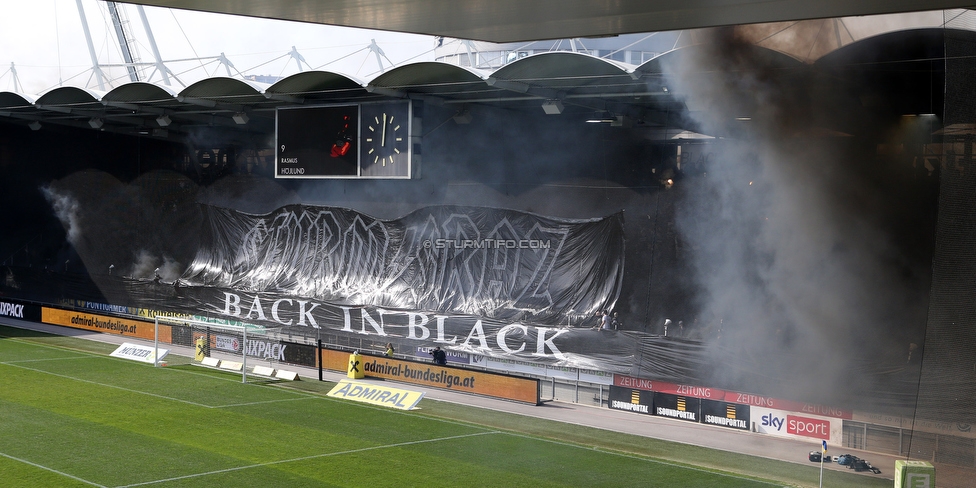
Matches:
[[41, 307, 168, 342], [320, 349, 540, 404], [327, 380, 424, 410]]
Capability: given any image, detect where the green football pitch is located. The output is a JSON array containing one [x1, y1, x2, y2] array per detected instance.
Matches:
[[0, 324, 888, 487]]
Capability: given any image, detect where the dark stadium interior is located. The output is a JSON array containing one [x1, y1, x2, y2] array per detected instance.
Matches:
[[4, 18, 976, 455]]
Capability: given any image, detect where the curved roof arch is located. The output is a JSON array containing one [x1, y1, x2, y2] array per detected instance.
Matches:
[[268, 71, 367, 96], [0, 91, 36, 109], [492, 51, 633, 81], [368, 62, 495, 100], [35, 86, 105, 107], [103, 82, 180, 104], [371, 62, 488, 88], [178, 76, 268, 104], [634, 43, 805, 77], [486, 52, 644, 108]]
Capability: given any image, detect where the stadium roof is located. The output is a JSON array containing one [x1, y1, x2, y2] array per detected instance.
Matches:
[[0, 50, 713, 144], [0, 4, 967, 145], [127, 0, 974, 43]]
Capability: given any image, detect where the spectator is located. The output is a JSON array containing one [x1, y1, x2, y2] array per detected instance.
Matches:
[[430, 346, 447, 365], [664, 318, 672, 336], [611, 312, 622, 330], [601, 310, 611, 330], [385, 342, 395, 358]]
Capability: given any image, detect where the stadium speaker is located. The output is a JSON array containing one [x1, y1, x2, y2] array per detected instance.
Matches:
[[542, 100, 564, 115], [453, 109, 472, 124]]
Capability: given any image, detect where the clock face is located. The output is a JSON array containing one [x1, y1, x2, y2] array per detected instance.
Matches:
[[360, 102, 410, 176]]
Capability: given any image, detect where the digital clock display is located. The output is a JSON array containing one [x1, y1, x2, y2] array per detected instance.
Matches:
[[275, 101, 414, 179]]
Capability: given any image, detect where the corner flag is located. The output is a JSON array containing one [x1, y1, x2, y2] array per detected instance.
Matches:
[[822, 440, 827, 453]]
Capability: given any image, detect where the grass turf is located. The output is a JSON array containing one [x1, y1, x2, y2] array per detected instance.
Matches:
[[0, 324, 890, 487]]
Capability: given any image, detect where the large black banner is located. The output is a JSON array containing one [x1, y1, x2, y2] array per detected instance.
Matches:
[[108, 280, 639, 371], [8, 198, 640, 372], [182, 204, 625, 325]]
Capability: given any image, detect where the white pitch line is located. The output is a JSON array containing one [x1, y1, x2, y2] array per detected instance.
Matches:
[[1, 336, 113, 358], [115, 431, 500, 487], [0, 451, 107, 488], [212, 396, 315, 408], [0, 360, 310, 410], [0, 361, 216, 409], [500, 430, 785, 486], [4, 356, 96, 364]]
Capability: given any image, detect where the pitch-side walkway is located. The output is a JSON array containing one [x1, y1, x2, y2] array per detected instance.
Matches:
[[2, 317, 972, 487]]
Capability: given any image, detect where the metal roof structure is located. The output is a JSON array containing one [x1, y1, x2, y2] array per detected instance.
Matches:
[[0, 50, 697, 145], [1, 7, 969, 147], [126, 0, 976, 43]]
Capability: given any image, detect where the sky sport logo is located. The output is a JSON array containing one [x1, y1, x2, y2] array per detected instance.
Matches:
[[424, 238, 552, 250]]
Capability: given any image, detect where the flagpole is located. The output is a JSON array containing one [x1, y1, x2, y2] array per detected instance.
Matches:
[[819, 453, 823, 488], [819, 439, 827, 488]]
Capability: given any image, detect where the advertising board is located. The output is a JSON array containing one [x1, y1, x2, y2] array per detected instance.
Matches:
[[653, 392, 700, 422], [608, 385, 653, 414], [700, 398, 750, 430], [0, 299, 40, 322], [320, 348, 540, 404], [42, 307, 159, 341], [752, 406, 841, 441]]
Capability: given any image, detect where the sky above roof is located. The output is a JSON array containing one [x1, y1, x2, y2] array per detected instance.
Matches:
[[0, 0, 436, 94]]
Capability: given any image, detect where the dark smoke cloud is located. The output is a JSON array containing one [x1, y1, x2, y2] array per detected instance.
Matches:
[[663, 29, 925, 406], [42, 169, 203, 282]]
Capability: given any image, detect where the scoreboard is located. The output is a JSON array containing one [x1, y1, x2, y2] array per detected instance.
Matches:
[[275, 100, 419, 179]]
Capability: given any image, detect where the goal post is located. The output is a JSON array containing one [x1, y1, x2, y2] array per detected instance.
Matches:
[[153, 316, 267, 383]]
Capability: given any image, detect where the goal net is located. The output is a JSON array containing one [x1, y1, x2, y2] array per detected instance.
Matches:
[[153, 316, 283, 383]]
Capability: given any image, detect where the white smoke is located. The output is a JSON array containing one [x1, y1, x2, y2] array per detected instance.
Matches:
[[661, 30, 915, 403], [41, 186, 82, 245], [129, 249, 182, 281]]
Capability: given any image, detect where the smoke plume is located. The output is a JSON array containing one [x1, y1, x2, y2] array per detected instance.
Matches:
[[663, 29, 922, 406]]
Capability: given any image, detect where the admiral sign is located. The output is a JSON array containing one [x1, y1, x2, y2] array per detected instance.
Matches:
[[327, 380, 424, 410], [319, 348, 540, 404]]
